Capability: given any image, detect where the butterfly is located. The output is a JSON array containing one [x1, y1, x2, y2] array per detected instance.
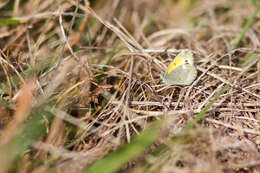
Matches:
[[160, 49, 197, 86]]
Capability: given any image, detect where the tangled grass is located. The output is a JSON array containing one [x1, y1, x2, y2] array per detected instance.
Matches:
[[0, 0, 259, 172]]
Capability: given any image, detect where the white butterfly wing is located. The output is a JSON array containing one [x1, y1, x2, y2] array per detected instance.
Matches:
[[161, 64, 197, 85]]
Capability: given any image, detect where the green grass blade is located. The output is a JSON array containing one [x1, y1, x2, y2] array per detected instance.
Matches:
[[84, 120, 162, 173], [182, 85, 229, 131], [0, 18, 21, 26], [232, 5, 260, 49]]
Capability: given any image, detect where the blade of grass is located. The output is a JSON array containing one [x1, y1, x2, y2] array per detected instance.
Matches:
[[182, 85, 229, 131], [84, 120, 162, 173], [232, 5, 260, 49], [0, 18, 20, 26]]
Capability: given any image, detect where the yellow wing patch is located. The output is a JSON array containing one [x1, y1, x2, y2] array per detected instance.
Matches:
[[167, 57, 185, 73]]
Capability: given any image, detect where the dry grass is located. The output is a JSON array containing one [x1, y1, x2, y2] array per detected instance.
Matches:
[[0, 0, 260, 172]]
